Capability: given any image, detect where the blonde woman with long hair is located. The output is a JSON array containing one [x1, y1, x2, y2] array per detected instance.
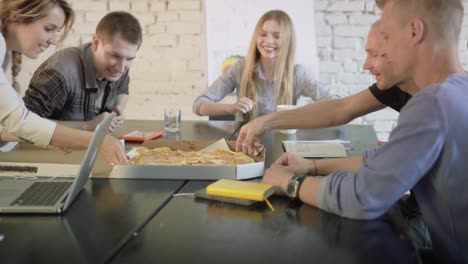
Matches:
[[193, 10, 338, 121], [0, 0, 128, 165]]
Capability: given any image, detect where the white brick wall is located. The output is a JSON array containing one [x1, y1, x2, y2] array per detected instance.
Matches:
[[18, 0, 207, 123], [14, 0, 468, 141], [316, 0, 468, 140]]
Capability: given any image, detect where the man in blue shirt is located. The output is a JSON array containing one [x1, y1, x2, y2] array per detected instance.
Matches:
[[261, 0, 468, 262]]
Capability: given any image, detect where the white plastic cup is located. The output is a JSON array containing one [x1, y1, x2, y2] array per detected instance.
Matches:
[[164, 108, 181, 133], [276, 105, 297, 134]]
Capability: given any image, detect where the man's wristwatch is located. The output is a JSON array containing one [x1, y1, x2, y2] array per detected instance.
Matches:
[[286, 175, 307, 199]]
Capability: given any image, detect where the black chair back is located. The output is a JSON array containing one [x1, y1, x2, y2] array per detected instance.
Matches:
[[208, 115, 235, 121]]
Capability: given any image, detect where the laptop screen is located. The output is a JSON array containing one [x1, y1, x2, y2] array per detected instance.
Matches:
[[62, 113, 114, 210]]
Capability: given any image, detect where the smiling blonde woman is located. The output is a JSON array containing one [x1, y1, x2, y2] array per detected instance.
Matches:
[[193, 10, 339, 122]]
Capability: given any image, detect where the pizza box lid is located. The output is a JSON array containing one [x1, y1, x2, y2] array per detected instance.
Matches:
[[108, 140, 265, 180]]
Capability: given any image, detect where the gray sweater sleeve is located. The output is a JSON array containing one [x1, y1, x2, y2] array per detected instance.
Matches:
[[317, 91, 445, 220], [192, 59, 244, 115], [293, 65, 340, 102]]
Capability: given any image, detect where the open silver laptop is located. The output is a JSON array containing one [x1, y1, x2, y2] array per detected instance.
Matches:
[[0, 113, 114, 214]]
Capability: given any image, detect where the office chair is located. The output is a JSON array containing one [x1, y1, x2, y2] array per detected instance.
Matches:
[[209, 115, 235, 121]]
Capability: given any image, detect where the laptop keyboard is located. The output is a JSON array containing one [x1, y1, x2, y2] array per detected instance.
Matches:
[[11, 181, 73, 206]]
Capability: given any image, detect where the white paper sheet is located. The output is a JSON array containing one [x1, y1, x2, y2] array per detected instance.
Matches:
[[199, 138, 230, 152], [282, 141, 347, 158], [284, 139, 350, 144]]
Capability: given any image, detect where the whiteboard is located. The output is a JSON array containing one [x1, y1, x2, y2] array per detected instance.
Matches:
[[205, 0, 318, 85]]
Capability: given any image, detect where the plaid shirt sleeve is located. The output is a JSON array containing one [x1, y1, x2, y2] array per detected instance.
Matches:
[[24, 68, 70, 119]]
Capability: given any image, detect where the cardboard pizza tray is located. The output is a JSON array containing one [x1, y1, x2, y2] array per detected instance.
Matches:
[[109, 140, 265, 180]]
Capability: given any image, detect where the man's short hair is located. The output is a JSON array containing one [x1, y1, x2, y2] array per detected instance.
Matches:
[[96, 11, 143, 47], [375, 0, 463, 43]]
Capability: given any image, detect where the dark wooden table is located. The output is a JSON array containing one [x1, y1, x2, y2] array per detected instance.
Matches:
[[0, 121, 417, 264], [0, 120, 241, 264], [260, 125, 379, 167], [112, 119, 242, 143], [111, 181, 416, 264], [109, 124, 418, 264], [0, 179, 184, 264]]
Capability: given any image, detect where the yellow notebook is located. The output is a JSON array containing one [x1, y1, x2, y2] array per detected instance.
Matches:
[[206, 179, 275, 211]]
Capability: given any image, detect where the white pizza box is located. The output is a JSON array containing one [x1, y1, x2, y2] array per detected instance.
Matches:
[[109, 140, 265, 180]]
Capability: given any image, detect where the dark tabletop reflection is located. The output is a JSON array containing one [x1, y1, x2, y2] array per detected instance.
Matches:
[[294, 202, 417, 263], [0, 183, 112, 264], [0, 179, 184, 264], [112, 120, 241, 142], [111, 181, 416, 264], [258, 125, 378, 168], [1, 123, 401, 264]]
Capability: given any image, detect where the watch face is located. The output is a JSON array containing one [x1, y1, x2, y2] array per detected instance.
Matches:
[[287, 178, 299, 198]]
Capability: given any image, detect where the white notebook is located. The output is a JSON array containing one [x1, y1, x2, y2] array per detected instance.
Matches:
[[282, 141, 348, 158]]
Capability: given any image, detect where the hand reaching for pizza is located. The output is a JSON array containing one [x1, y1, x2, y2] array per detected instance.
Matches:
[[111, 105, 125, 132]]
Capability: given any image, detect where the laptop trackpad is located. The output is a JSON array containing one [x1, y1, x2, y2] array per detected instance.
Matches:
[[0, 180, 34, 206]]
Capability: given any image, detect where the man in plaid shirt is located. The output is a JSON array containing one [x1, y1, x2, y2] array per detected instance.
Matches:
[[24, 11, 142, 132]]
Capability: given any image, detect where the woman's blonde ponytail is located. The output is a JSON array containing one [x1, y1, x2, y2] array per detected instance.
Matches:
[[11, 51, 22, 93]]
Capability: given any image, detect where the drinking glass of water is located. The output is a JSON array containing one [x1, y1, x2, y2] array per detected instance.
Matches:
[[164, 108, 181, 133]]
